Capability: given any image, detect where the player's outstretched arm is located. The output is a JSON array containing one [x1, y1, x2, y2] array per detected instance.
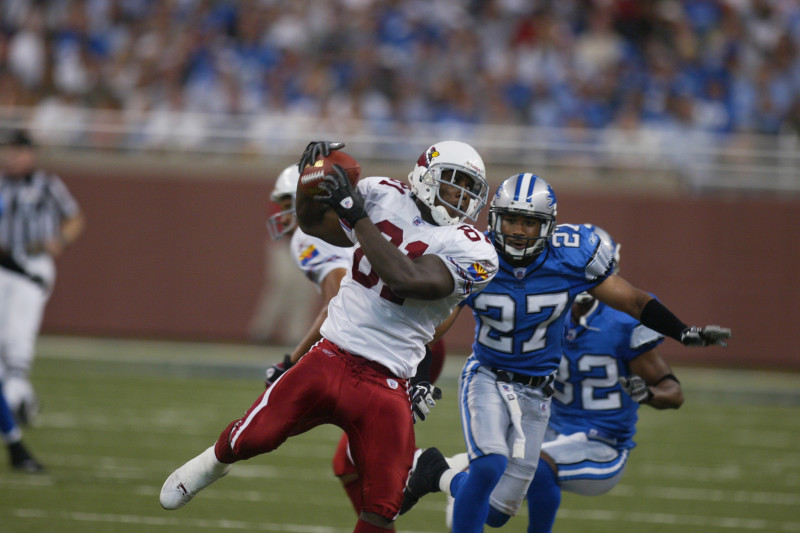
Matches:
[[589, 275, 732, 347]]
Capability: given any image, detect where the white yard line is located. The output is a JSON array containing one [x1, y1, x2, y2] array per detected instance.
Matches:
[[10, 509, 442, 533]]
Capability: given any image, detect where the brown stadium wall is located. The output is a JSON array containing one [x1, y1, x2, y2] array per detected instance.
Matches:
[[40, 156, 799, 371]]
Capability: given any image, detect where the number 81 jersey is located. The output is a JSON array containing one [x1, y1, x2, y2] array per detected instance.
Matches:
[[320, 177, 499, 380], [461, 223, 614, 376]]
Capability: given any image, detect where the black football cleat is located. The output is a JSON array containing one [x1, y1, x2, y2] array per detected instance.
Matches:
[[399, 447, 449, 515], [9, 442, 45, 473]]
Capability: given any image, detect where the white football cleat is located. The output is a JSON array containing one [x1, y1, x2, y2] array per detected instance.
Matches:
[[160, 446, 232, 510]]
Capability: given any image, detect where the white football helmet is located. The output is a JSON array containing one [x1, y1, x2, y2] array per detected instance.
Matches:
[[489, 173, 557, 262], [266, 165, 300, 240], [408, 140, 489, 226], [574, 224, 621, 305]]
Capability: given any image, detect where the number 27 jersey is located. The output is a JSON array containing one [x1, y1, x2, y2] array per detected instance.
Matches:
[[462, 224, 614, 376], [320, 177, 499, 379]]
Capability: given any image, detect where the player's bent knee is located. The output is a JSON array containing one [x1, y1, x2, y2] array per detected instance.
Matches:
[[486, 505, 512, 527]]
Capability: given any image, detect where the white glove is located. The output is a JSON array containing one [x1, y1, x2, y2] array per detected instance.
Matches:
[[680, 325, 732, 347], [619, 374, 652, 404], [410, 382, 442, 423]]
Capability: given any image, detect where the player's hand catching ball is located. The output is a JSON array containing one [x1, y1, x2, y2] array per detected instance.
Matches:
[[298, 141, 345, 172], [317, 165, 368, 226]]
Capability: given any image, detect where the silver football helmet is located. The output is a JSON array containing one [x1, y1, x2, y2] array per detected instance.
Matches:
[[408, 140, 489, 226], [489, 173, 557, 261], [574, 223, 621, 305], [266, 164, 300, 240]]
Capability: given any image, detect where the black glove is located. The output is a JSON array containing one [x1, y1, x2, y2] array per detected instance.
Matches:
[[680, 325, 732, 347], [317, 165, 368, 226], [264, 354, 294, 388], [410, 381, 442, 423], [619, 374, 652, 404], [298, 141, 345, 172]]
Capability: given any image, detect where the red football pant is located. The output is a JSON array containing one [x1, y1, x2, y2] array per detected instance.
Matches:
[[215, 339, 416, 520], [331, 338, 446, 514]]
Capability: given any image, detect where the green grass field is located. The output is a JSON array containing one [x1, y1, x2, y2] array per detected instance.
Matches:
[[1, 336, 799, 532]]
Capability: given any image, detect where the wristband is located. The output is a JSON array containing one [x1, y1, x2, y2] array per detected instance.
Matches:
[[654, 373, 680, 386]]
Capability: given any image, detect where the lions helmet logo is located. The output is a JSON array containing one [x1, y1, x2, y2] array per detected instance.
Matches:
[[544, 184, 556, 209]]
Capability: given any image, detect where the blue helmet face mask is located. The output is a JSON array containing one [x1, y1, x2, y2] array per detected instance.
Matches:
[[574, 223, 621, 305], [488, 173, 557, 263]]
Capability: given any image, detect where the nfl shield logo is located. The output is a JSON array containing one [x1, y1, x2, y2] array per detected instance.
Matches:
[[514, 268, 526, 279]]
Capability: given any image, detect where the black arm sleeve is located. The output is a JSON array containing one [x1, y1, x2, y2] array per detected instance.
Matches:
[[410, 345, 434, 386], [640, 298, 688, 342]]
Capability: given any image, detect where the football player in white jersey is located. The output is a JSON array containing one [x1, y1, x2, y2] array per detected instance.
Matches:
[[400, 173, 731, 532], [526, 224, 684, 533], [160, 140, 499, 533], [262, 163, 449, 515]]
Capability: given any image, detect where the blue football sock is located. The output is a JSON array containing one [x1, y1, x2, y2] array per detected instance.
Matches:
[[527, 458, 561, 533], [1, 383, 19, 439], [451, 454, 507, 533], [486, 504, 512, 527]]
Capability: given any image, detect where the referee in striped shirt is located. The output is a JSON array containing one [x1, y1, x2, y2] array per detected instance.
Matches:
[[0, 130, 85, 426]]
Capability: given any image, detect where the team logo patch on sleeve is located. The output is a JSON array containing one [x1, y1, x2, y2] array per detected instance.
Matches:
[[448, 258, 495, 295], [299, 245, 319, 266], [467, 262, 490, 281]]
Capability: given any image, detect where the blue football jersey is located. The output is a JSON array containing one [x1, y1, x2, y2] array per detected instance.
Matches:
[[462, 224, 613, 376], [549, 301, 664, 449]]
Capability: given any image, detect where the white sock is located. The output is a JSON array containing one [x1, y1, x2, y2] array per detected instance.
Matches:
[[439, 468, 458, 495], [200, 446, 230, 477], [446, 452, 470, 472]]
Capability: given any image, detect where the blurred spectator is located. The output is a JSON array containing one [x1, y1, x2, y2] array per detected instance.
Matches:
[[0, 0, 798, 144]]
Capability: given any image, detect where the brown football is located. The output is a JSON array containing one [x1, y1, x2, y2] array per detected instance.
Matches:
[[299, 150, 361, 196]]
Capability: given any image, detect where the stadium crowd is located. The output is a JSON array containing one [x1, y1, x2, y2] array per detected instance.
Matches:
[[2, 0, 800, 144]]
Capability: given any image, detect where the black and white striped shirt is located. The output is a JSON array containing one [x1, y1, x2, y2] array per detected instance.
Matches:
[[0, 169, 81, 258]]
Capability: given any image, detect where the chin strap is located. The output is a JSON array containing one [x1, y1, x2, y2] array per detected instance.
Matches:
[[430, 204, 459, 226]]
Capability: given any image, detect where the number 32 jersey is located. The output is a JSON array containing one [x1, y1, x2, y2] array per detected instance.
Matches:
[[550, 301, 664, 448], [320, 177, 499, 379], [461, 224, 614, 376]]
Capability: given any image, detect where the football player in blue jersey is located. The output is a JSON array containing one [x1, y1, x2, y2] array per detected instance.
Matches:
[[525, 224, 684, 533], [400, 173, 730, 532]]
